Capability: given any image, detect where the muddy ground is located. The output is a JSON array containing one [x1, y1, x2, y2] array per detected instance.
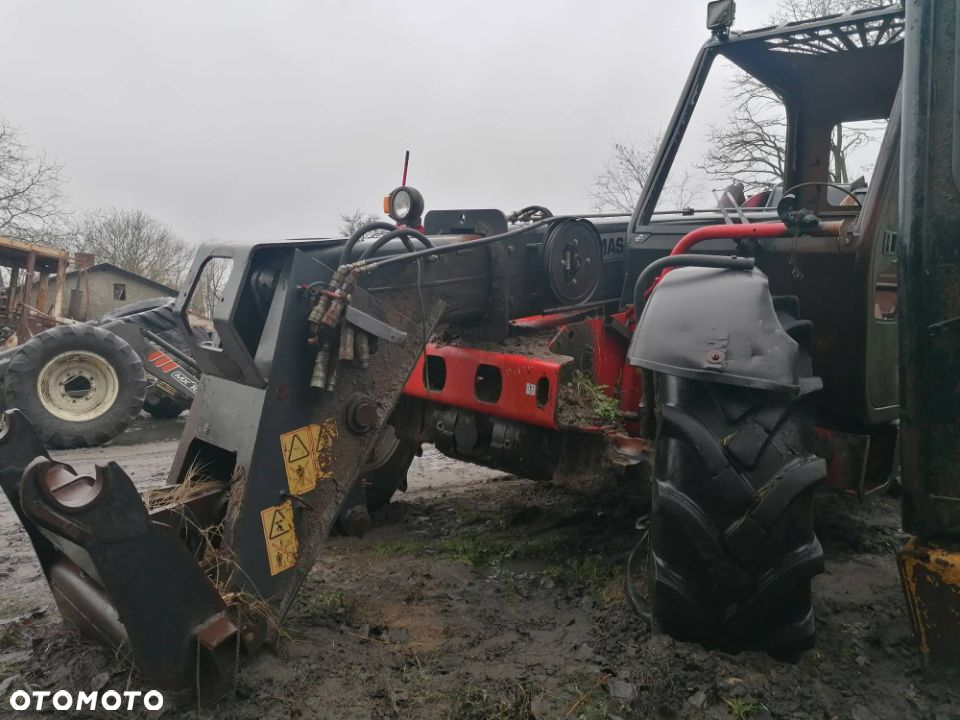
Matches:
[[1, 418, 959, 719]]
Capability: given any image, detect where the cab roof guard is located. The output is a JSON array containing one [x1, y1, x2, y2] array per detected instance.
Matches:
[[630, 4, 905, 232]]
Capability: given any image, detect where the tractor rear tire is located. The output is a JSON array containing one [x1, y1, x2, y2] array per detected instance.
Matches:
[[4, 324, 148, 449], [648, 297, 825, 657]]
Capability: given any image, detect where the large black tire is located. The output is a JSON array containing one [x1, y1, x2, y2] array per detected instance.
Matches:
[[649, 296, 826, 657], [4, 324, 148, 448], [362, 427, 416, 511]]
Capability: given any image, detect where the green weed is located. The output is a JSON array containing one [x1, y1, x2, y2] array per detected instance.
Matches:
[[543, 557, 616, 595], [375, 539, 421, 557], [376, 535, 569, 569], [723, 697, 769, 720], [571, 370, 620, 424], [451, 685, 536, 720], [0, 624, 24, 649], [301, 591, 356, 626]]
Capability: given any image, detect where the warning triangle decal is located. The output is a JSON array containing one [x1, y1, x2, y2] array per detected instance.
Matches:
[[286, 433, 311, 463], [269, 508, 292, 539]]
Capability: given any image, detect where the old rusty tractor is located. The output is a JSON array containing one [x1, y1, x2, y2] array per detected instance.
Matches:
[[0, 236, 201, 448], [0, 296, 201, 449], [2, 1, 936, 701]]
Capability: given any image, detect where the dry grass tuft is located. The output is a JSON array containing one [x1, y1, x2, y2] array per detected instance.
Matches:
[[141, 458, 225, 512], [220, 591, 283, 637]]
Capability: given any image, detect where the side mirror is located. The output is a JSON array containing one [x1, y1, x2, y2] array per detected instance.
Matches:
[[706, 0, 736, 39]]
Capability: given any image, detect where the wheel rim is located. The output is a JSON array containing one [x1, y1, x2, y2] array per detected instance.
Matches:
[[36, 351, 120, 422], [361, 425, 401, 473]]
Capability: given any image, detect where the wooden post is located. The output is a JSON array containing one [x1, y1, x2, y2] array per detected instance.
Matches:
[[52, 258, 66, 317], [83, 267, 91, 321], [35, 271, 49, 313], [19, 252, 36, 338], [7, 265, 19, 318]]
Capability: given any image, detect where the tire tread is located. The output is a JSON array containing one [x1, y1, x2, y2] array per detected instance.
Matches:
[[649, 297, 825, 656]]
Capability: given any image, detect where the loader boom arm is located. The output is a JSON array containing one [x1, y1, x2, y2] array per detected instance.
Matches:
[[0, 221, 602, 697]]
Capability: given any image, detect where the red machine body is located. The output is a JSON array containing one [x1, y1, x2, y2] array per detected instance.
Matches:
[[401, 310, 643, 434]]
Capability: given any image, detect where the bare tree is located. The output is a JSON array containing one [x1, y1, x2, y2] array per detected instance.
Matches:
[[189, 254, 230, 318], [591, 135, 702, 214], [76, 209, 193, 289], [338, 209, 385, 237], [0, 117, 69, 245], [699, 82, 789, 188], [769, 0, 882, 23], [700, 0, 887, 189], [591, 140, 657, 214]]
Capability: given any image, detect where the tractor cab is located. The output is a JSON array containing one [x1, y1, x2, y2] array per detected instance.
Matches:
[[626, 3, 904, 433]]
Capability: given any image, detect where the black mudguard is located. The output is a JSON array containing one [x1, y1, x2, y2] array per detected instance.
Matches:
[[626, 266, 801, 392]]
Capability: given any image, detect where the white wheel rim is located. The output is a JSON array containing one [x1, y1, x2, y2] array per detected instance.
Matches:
[[37, 351, 120, 422]]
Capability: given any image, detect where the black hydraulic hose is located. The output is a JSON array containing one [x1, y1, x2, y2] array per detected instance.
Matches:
[[359, 215, 566, 271], [625, 526, 652, 627], [338, 222, 397, 265], [641, 367, 657, 440], [358, 227, 433, 261], [522, 205, 552, 218], [632, 254, 756, 317], [783, 181, 863, 208], [351, 212, 632, 273], [509, 205, 554, 222]]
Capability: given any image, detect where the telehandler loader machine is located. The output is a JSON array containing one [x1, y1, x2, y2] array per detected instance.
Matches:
[[1, 1, 928, 700]]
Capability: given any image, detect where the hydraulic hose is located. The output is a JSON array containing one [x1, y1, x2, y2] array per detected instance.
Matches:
[[632, 254, 756, 316], [359, 216, 566, 271], [358, 228, 433, 261], [338, 222, 397, 266], [625, 524, 652, 626], [354, 212, 631, 272]]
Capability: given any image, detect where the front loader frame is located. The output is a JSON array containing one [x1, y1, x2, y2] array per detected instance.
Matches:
[[1, 240, 446, 697]]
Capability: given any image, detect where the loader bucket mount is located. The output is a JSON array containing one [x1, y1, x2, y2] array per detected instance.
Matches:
[[0, 239, 444, 700]]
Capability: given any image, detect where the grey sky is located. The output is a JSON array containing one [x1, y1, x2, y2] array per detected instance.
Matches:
[[1, 1, 773, 244]]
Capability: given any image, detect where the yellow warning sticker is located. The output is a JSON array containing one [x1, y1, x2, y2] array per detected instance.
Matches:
[[281, 425, 319, 495], [260, 500, 298, 576]]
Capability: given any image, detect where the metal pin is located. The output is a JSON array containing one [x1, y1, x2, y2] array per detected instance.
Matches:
[[310, 342, 331, 388], [355, 332, 370, 369], [339, 325, 355, 362], [325, 360, 339, 392], [307, 300, 327, 326], [308, 269, 341, 325]]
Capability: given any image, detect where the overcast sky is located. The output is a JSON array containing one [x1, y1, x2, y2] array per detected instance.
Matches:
[[1, 1, 775, 244]]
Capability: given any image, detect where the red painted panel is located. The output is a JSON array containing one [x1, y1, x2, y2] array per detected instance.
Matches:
[[576, 312, 645, 415], [403, 344, 566, 429]]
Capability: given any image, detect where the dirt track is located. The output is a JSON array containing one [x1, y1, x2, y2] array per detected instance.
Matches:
[[1, 419, 959, 719]]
